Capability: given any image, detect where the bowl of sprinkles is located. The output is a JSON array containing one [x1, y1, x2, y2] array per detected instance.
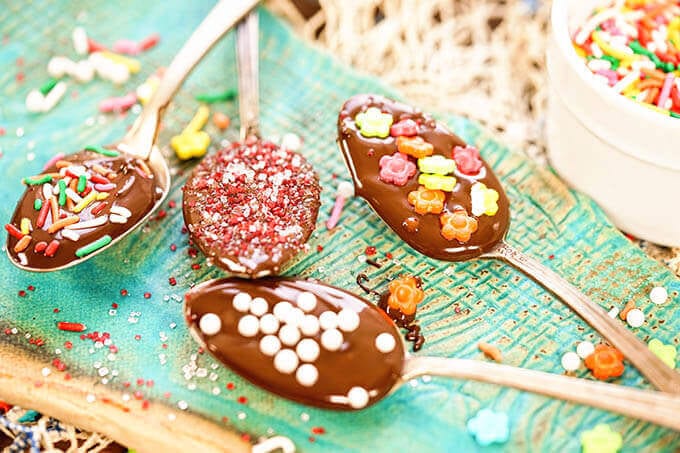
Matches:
[[547, 0, 680, 246]]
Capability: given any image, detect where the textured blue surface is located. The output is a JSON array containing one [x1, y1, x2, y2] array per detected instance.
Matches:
[[0, 2, 679, 451]]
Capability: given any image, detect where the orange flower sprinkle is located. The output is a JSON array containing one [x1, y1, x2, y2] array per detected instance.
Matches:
[[396, 136, 434, 159], [584, 344, 625, 380], [407, 185, 445, 215], [440, 208, 478, 242], [387, 276, 424, 316]]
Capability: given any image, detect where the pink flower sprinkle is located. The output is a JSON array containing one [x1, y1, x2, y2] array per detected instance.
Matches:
[[453, 145, 483, 175], [379, 152, 416, 186], [390, 119, 418, 137]]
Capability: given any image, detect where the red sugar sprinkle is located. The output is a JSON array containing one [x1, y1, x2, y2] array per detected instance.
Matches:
[[191, 263, 201, 270], [311, 427, 326, 434], [181, 226, 188, 234], [15, 72, 24, 83], [64, 373, 71, 381], [133, 391, 143, 400], [385, 252, 393, 259], [64, 341, 72, 350], [112, 303, 118, 309], [156, 209, 167, 219], [168, 277, 177, 286], [226, 382, 235, 390], [144, 292, 151, 299], [237, 396, 248, 404], [146, 380, 154, 387], [27, 285, 35, 291], [136, 378, 144, 386], [170, 243, 177, 251], [53, 308, 60, 313], [454, 306, 461, 314], [241, 434, 250, 442], [168, 200, 176, 208], [316, 245, 323, 252], [188, 248, 198, 258], [309, 437, 316, 443], [15, 57, 24, 66], [365, 246, 377, 256], [548, 254, 555, 260], [123, 382, 131, 388], [162, 343, 168, 349], [142, 400, 150, 410], [163, 392, 171, 399], [120, 289, 128, 296], [18, 290, 26, 297], [4, 329, 11, 335], [134, 334, 141, 341]]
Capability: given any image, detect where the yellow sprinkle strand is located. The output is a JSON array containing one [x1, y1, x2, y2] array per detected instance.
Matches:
[[183, 104, 210, 134], [72, 191, 97, 213], [100, 51, 141, 73]]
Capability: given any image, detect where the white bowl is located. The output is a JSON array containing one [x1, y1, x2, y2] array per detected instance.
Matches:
[[547, 0, 680, 247]]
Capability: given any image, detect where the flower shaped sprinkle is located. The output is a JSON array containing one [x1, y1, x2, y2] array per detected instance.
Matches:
[[418, 155, 456, 175], [453, 145, 483, 175], [407, 185, 445, 215], [396, 136, 434, 158], [467, 408, 510, 447], [171, 130, 211, 160], [355, 107, 393, 138], [470, 182, 499, 217], [379, 152, 417, 186], [648, 339, 677, 369], [390, 118, 418, 137], [387, 276, 424, 316], [440, 209, 479, 242], [418, 174, 457, 192], [584, 344, 625, 380], [580, 424, 622, 453]]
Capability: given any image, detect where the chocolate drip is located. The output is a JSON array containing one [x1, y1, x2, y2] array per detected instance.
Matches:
[[337, 94, 510, 261]]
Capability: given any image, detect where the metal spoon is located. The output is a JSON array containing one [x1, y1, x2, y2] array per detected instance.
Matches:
[[6, 0, 258, 272], [184, 277, 680, 431], [181, 10, 321, 278], [336, 94, 680, 394]]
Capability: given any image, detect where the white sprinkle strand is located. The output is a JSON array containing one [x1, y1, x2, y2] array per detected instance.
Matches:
[[65, 216, 107, 230], [110, 205, 132, 218], [109, 214, 128, 224], [61, 228, 81, 241]]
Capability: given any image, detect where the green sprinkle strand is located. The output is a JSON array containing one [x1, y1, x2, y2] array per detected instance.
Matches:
[[33, 199, 42, 210], [671, 111, 680, 119], [75, 235, 112, 258], [77, 174, 87, 193], [58, 180, 67, 205], [601, 55, 620, 70], [39, 78, 58, 95], [194, 89, 236, 104], [23, 175, 53, 185], [85, 145, 119, 157]]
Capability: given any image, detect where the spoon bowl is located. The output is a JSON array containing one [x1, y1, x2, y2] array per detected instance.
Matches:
[[5, 0, 259, 272]]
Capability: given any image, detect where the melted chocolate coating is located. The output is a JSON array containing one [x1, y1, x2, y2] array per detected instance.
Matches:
[[182, 140, 321, 278], [184, 278, 405, 410], [337, 94, 510, 261], [6, 150, 162, 270]]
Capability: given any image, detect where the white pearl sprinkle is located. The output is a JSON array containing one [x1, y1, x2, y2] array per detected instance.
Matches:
[[259, 314, 280, 335], [273, 301, 293, 321], [300, 315, 320, 336], [233, 292, 252, 312], [650, 286, 668, 305], [319, 311, 338, 330], [626, 308, 645, 328], [561, 352, 581, 372], [281, 132, 302, 151], [285, 308, 305, 327], [296, 338, 320, 362], [576, 341, 595, 359], [347, 386, 369, 409], [198, 313, 221, 336], [337, 308, 360, 332], [375, 333, 396, 353], [259, 335, 281, 356], [250, 297, 269, 317], [296, 364, 319, 387], [238, 315, 259, 337], [274, 349, 299, 374], [279, 324, 301, 346], [296, 291, 317, 312], [321, 328, 343, 351]]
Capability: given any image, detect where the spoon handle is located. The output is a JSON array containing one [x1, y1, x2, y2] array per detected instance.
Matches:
[[236, 10, 260, 140], [120, 0, 259, 157], [487, 241, 680, 394], [403, 356, 680, 431]]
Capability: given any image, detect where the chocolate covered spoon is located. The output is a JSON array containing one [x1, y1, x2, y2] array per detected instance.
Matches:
[[5, 0, 259, 272], [182, 11, 321, 277], [336, 94, 680, 394], [185, 277, 680, 431]]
